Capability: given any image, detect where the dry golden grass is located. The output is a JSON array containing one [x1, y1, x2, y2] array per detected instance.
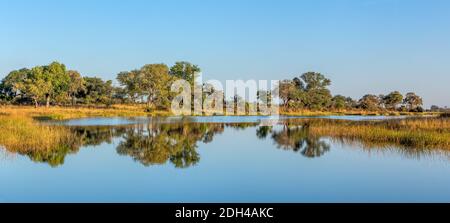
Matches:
[[307, 117, 450, 149], [0, 105, 441, 120], [279, 109, 438, 117], [0, 105, 171, 120], [0, 115, 73, 153]]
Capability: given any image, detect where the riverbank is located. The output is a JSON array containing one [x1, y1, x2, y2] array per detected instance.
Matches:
[[0, 105, 439, 121], [303, 117, 450, 149], [0, 115, 73, 153], [0, 105, 170, 120]]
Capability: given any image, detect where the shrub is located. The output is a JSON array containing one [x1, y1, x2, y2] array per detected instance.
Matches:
[[440, 113, 450, 118]]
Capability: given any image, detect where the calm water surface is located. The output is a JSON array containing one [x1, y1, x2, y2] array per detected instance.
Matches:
[[1, 116, 449, 202]]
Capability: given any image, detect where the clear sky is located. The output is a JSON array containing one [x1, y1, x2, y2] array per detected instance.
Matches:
[[1, 0, 449, 107]]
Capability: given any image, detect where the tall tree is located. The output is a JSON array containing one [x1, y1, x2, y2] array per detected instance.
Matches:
[[82, 77, 114, 105], [382, 91, 403, 110], [116, 70, 142, 103], [404, 92, 423, 111], [358, 94, 381, 110], [140, 64, 174, 109], [169, 61, 201, 88], [15, 76, 51, 107], [276, 80, 301, 109], [0, 68, 30, 102], [67, 70, 86, 106], [300, 72, 331, 91], [30, 62, 70, 107], [331, 95, 347, 110], [295, 72, 332, 110], [257, 90, 272, 105]]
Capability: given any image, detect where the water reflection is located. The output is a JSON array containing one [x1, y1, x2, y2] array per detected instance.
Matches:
[[116, 123, 225, 168], [257, 125, 330, 158], [1, 119, 449, 167], [24, 126, 127, 167]]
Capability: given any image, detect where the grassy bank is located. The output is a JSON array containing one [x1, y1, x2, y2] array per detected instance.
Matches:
[[0, 105, 439, 121], [0, 105, 171, 120], [280, 109, 438, 117], [0, 115, 73, 153], [305, 117, 450, 149]]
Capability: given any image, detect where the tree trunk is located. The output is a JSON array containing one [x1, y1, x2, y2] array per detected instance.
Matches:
[[72, 94, 76, 106], [46, 95, 50, 108], [34, 98, 39, 108], [147, 100, 152, 108]]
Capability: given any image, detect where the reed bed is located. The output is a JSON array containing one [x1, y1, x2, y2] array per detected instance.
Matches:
[[279, 109, 438, 117], [307, 117, 450, 149], [0, 105, 170, 120], [0, 105, 441, 120], [0, 115, 73, 153]]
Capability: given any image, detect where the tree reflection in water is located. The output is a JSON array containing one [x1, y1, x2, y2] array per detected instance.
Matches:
[[116, 123, 225, 168], [2, 119, 447, 167], [257, 124, 331, 158], [25, 126, 128, 167]]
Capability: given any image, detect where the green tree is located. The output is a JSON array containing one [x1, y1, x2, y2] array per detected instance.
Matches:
[[331, 95, 347, 110], [112, 86, 129, 104], [293, 72, 332, 110], [345, 97, 357, 109], [170, 62, 202, 111], [382, 91, 403, 110], [358, 94, 381, 110], [15, 76, 51, 107], [116, 70, 142, 103], [404, 92, 423, 111], [24, 62, 71, 107], [42, 62, 70, 107], [300, 72, 331, 91], [257, 90, 273, 112], [0, 68, 30, 102], [276, 80, 301, 109], [82, 77, 114, 105], [140, 64, 174, 109], [67, 70, 86, 106], [169, 61, 201, 88]]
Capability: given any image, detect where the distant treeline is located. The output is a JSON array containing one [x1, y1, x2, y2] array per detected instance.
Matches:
[[0, 61, 429, 112], [277, 72, 424, 112]]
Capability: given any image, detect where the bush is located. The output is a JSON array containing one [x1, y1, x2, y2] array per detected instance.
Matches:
[[144, 106, 153, 112], [398, 105, 408, 112], [440, 113, 450, 118], [413, 106, 424, 113]]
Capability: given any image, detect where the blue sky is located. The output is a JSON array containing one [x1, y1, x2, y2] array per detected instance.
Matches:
[[0, 0, 449, 107]]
